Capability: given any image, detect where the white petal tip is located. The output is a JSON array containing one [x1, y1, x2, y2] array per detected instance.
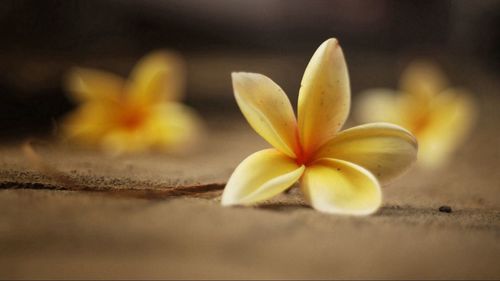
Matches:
[[324, 38, 339, 47], [231, 72, 263, 80], [221, 197, 238, 206], [231, 72, 261, 88], [312, 203, 381, 216], [315, 38, 341, 57]]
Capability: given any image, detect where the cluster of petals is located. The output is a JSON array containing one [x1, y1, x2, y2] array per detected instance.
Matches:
[[222, 38, 418, 215], [62, 51, 201, 154], [356, 60, 476, 168]]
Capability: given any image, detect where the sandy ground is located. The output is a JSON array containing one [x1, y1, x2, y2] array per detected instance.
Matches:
[[1, 91, 500, 279]]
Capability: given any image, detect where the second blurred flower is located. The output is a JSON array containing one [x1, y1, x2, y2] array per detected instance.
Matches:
[[356, 61, 476, 168], [62, 51, 202, 154]]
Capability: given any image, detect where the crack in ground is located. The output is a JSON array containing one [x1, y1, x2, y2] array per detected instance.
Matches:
[[0, 180, 225, 199]]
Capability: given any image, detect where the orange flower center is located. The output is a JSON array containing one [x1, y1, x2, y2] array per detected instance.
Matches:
[[294, 133, 314, 166], [117, 103, 148, 131], [411, 114, 430, 135]]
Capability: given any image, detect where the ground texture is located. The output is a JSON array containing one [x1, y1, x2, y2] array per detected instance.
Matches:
[[1, 89, 499, 279]]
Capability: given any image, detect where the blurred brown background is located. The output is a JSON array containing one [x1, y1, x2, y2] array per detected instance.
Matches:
[[0, 0, 499, 136], [1, 1, 500, 279]]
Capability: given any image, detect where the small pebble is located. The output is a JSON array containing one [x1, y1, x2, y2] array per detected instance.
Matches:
[[438, 205, 452, 213]]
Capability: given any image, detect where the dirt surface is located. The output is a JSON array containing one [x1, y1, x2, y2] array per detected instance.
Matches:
[[1, 90, 500, 279]]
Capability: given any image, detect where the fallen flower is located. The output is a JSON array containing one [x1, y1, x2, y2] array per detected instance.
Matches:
[[356, 60, 476, 168], [62, 51, 202, 154], [222, 38, 418, 215]]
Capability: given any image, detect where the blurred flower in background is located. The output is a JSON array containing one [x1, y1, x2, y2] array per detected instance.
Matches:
[[61, 51, 202, 154], [355, 60, 477, 169], [0, 1, 496, 139]]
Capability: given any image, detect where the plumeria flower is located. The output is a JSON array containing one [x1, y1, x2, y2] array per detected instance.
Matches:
[[62, 51, 202, 154], [356, 60, 476, 169], [221, 38, 418, 215]]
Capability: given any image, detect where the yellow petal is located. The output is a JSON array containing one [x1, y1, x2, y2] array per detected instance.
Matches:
[[400, 60, 448, 100], [232, 72, 299, 158], [128, 51, 185, 103], [100, 103, 202, 154], [416, 89, 476, 168], [66, 68, 124, 102], [101, 128, 153, 155], [146, 102, 203, 152], [61, 102, 117, 145], [354, 88, 404, 126], [298, 38, 350, 154], [301, 159, 381, 215], [313, 123, 417, 184], [222, 149, 305, 206]]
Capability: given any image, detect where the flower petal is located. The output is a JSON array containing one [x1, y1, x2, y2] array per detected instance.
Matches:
[[99, 102, 202, 154], [301, 158, 381, 215], [313, 123, 417, 184], [400, 60, 448, 100], [146, 102, 203, 152], [298, 38, 350, 154], [128, 51, 185, 103], [232, 72, 300, 158], [222, 149, 305, 206], [66, 68, 124, 102], [355, 88, 404, 125], [61, 102, 117, 145], [417, 89, 476, 168], [101, 128, 154, 154]]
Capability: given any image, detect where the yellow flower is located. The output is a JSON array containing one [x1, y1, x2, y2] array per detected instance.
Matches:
[[62, 51, 202, 154], [356, 60, 476, 169], [221, 39, 418, 215]]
